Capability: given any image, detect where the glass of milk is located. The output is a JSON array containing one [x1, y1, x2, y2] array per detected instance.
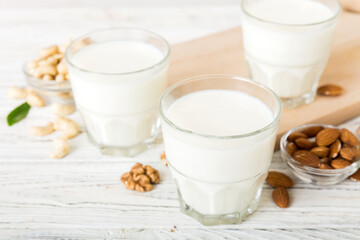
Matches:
[[241, 0, 341, 108], [65, 29, 170, 156], [159, 75, 282, 225]]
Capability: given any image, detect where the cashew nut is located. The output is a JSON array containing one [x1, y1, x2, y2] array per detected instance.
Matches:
[[51, 103, 75, 116], [55, 74, 66, 82], [59, 38, 72, 53], [27, 91, 45, 107], [49, 138, 70, 159], [42, 74, 54, 80], [34, 64, 57, 78], [29, 122, 54, 136], [8, 86, 27, 99], [39, 45, 59, 59], [57, 59, 68, 75], [54, 117, 79, 139]]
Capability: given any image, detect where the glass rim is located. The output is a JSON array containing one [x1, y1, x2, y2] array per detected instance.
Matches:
[[64, 27, 170, 76], [280, 123, 360, 175], [159, 74, 282, 139], [241, 0, 341, 27]]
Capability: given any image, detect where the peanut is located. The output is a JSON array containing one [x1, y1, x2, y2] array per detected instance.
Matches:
[[54, 117, 79, 139], [8, 86, 27, 99], [29, 122, 54, 136], [27, 91, 45, 107], [51, 103, 75, 116], [49, 138, 70, 159], [39, 45, 59, 59], [42, 74, 54, 80]]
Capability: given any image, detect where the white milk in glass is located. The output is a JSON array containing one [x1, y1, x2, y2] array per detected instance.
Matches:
[[162, 90, 276, 215], [68, 40, 168, 154], [241, 0, 339, 107]]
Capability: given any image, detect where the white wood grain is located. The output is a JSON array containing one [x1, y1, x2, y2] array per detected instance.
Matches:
[[1, 2, 360, 239]]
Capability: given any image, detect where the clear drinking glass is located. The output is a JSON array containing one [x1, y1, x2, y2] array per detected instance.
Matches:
[[66, 28, 170, 156], [159, 75, 282, 225], [241, 0, 341, 108]]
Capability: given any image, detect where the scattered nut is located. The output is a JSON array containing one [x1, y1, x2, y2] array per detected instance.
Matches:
[[49, 138, 70, 159], [317, 84, 343, 96], [8, 86, 27, 99], [27, 91, 45, 107], [29, 122, 54, 136], [54, 117, 79, 139], [57, 59, 68, 75], [349, 168, 360, 182], [121, 163, 160, 192], [266, 171, 294, 188], [272, 187, 289, 208], [51, 103, 75, 116], [160, 151, 168, 166]]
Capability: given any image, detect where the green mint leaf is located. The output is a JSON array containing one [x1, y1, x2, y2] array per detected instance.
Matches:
[[7, 102, 31, 126]]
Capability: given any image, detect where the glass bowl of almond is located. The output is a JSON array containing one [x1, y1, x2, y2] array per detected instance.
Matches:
[[280, 124, 360, 185], [23, 41, 73, 104]]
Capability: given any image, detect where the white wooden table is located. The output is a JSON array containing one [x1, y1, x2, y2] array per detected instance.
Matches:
[[1, 1, 360, 239]]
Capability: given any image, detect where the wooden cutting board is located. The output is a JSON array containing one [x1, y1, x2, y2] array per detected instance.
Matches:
[[169, 11, 360, 149]]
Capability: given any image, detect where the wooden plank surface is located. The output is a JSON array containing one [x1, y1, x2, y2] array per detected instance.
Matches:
[[1, 3, 360, 240], [170, 11, 360, 148]]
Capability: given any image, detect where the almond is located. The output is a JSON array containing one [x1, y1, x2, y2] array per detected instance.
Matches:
[[340, 128, 360, 147], [295, 138, 317, 150], [310, 147, 329, 158], [331, 159, 352, 169], [266, 171, 294, 188], [301, 126, 324, 138], [339, 147, 357, 161], [317, 84, 343, 96], [319, 163, 333, 169], [320, 157, 331, 165], [316, 128, 341, 147], [349, 168, 360, 182], [293, 150, 321, 168], [329, 139, 341, 158], [272, 187, 289, 208], [286, 142, 297, 156], [287, 132, 308, 142]]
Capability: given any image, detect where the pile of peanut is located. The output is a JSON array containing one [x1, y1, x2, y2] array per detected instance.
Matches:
[[8, 86, 79, 159], [26, 40, 72, 82]]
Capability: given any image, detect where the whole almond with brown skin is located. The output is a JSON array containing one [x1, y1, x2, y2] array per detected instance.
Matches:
[[349, 168, 360, 182], [317, 84, 343, 96], [316, 128, 341, 147], [266, 171, 294, 188], [319, 163, 333, 169], [295, 138, 317, 150], [310, 147, 329, 158], [301, 126, 324, 138], [272, 187, 289, 208], [331, 159, 352, 169], [340, 147, 357, 161], [286, 142, 297, 156], [340, 128, 360, 147], [293, 150, 321, 168], [329, 139, 341, 158], [320, 157, 331, 165], [287, 132, 308, 142]]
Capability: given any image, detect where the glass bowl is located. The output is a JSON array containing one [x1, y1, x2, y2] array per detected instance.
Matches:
[[280, 124, 360, 185], [23, 61, 73, 105]]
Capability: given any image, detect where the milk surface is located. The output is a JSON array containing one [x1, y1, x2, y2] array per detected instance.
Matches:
[[162, 90, 277, 215], [242, 0, 337, 99], [69, 41, 168, 147]]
